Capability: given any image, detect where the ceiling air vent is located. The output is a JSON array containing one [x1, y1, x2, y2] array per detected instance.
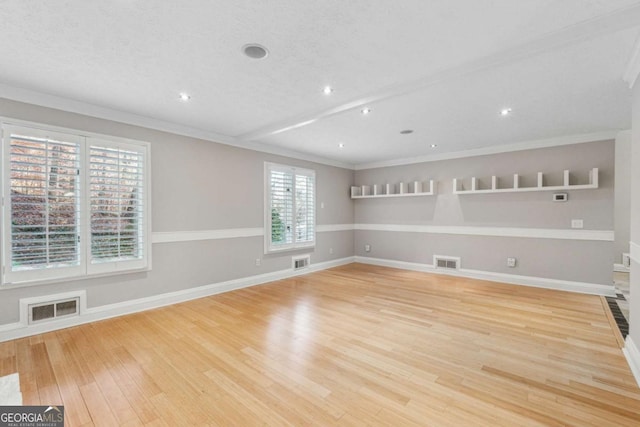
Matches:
[[434, 255, 460, 270], [292, 254, 311, 271], [28, 298, 79, 325]]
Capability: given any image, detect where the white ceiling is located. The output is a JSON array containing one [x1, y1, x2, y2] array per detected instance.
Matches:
[[0, 1, 639, 168]]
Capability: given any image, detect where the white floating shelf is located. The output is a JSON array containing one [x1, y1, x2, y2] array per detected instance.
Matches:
[[351, 180, 436, 199], [453, 168, 598, 194]]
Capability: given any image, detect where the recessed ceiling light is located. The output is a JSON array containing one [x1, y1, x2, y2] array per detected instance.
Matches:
[[338, 143, 345, 148], [323, 86, 333, 95], [430, 144, 438, 148], [178, 92, 191, 102], [242, 43, 269, 59], [361, 108, 371, 115], [500, 108, 512, 116], [400, 129, 413, 135]]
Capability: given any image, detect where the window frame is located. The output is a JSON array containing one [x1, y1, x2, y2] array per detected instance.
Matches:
[[264, 162, 316, 254], [0, 119, 152, 288]]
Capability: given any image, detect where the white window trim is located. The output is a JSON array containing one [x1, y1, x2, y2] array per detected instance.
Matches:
[[0, 118, 152, 288], [264, 162, 316, 254]]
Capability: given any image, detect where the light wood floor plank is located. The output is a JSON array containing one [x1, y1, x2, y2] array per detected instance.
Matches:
[[6, 263, 639, 425]]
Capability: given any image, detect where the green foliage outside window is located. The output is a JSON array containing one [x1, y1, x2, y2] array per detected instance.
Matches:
[[271, 208, 285, 243]]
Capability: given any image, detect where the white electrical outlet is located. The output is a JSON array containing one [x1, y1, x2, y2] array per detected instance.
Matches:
[[255, 258, 261, 266], [571, 219, 583, 229], [365, 244, 371, 252], [320, 202, 325, 209], [507, 257, 517, 268], [329, 247, 334, 254]]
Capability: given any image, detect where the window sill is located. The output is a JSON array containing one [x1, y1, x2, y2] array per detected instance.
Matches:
[[264, 243, 315, 255], [0, 266, 152, 291]]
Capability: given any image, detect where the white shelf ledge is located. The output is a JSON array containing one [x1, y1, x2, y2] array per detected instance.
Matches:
[[351, 180, 436, 199], [453, 168, 598, 195]]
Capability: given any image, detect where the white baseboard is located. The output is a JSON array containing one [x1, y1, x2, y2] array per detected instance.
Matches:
[[354, 256, 616, 296], [0, 256, 355, 343], [623, 336, 640, 388], [614, 263, 630, 273]]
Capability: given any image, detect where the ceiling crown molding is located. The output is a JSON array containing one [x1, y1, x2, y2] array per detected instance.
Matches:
[[0, 84, 354, 170], [354, 131, 619, 170], [624, 32, 640, 88]]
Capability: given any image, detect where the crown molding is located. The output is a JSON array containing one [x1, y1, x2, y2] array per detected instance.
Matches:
[[0, 85, 354, 170], [0, 87, 622, 173], [623, 31, 640, 88], [354, 131, 618, 170]]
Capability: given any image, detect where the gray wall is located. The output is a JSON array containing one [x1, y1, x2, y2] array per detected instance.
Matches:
[[0, 98, 355, 325], [630, 83, 640, 346], [354, 141, 615, 285], [615, 130, 632, 264], [0, 97, 619, 329]]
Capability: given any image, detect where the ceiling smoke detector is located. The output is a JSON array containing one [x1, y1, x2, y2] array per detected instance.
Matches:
[[242, 44, 269, 59]]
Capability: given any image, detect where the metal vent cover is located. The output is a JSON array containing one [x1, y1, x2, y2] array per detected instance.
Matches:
[[292, 254, 311, 270], [29, 298, 79, 325], [434, 256, 460, 270]]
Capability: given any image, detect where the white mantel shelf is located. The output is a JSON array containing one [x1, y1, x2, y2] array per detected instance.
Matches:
[[351, 180, 436, 199], [453, 168, 598, 195]]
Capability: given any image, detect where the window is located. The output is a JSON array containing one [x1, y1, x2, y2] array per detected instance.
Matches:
[[265, 162, 315, 253], [1, 122, 151, 286]]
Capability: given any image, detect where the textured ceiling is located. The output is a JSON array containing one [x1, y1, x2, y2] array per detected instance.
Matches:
[[0, 0, 638, 167]]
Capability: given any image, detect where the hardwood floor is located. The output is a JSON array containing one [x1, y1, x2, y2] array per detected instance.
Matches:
[[1, 263, 639, 426]]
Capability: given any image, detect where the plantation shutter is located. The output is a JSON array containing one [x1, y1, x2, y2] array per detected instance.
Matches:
[[269, 167, 294, 247], [266, 163, 315, 252], [89, 143, 146, 271], [4, 127, 83, 283], [2, 123, 150, 286], [295, 172, 315, 244]]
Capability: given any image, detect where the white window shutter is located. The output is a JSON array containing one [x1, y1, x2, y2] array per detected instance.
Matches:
[[1, 123, 151, 286], [269, 168, 294, 247], [4, 127, 84, 283], [265, 163, 315, 253], [89, 145, 145, 263], [295, 173, 315, 244]]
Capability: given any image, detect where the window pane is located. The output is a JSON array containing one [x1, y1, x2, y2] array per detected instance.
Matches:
[[9, 134, 80, 271], [90, 146, 145, 263]]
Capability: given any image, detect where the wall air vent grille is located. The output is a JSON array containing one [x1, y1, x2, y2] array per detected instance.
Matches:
[[434, 256, 460, 270], [28, 298, 79, 325], [292, 254, 311, 270]]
